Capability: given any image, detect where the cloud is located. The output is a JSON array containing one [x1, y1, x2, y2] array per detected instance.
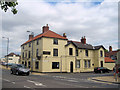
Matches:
[[1, 0, 118, 57]]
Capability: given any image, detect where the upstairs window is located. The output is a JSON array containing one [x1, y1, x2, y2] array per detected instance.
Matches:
[[100, 51, 103, 57], [29, 43, 31, 47], [53, 38, 58, 45], [69, 48, 73, 55], [53, 49, 58, 56], [36, 39, 39, 45], [28, 51, 31, 58], [36, 49, 39, 57], [22, 52, 24, 59], [85, 50, 88, 57], [76, 49, 78, 56], [25, 52, 27, 58]]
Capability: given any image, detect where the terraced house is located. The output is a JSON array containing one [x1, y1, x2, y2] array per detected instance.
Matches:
[[21, 24, 106, 73]]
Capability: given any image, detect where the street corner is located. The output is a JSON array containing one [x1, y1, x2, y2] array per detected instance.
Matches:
[[88, 76, 120, 84]]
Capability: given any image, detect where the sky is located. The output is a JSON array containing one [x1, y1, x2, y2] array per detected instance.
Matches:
[[0, 0, 119, 57]]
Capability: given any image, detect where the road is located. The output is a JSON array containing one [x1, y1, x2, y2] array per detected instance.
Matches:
[[1, 68, 119, 89]]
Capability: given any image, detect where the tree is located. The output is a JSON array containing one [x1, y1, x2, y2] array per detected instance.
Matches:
[[0, 0, 18, 14]]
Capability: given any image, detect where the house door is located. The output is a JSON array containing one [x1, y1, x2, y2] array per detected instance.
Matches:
[[101, 61, 103, 67], [70, 62, 73, 73]]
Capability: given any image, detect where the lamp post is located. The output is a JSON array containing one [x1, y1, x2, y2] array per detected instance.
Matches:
[[27, 31, 34, 72], [2, 37, 9, 68]]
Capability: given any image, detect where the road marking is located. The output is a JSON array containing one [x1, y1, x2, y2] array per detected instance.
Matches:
[[27, 80, 46, 87], [67, 79, 78, 82], [3, 79, 10, 82], [11, 82, 15, 84], [24, 86, 31, 88]]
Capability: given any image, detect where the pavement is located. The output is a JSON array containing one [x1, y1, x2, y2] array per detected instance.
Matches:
[[89, 75, 120, 84]]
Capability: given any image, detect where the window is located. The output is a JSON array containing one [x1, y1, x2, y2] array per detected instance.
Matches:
[[88, 60, 91, 68], [43, 51, 51, 55], [52, 62, 59, 69], [29, 43, 31, 47], [36, 49, 39, 57], [84, 60, 87, 68], [28, 61, 31, 68], [9, 58, 12, 60], [22, 52, 24, 59], [53, 49, 58, 56], [100, 51, 103, 57], [25, 52, 27, 58], [53, 38, 58, 44], [35, 61, 39, 69], [85, 50, 88, 56], [36, 39, 39, 45], [76, 49, 78, 56], [69, 48, 73, 55], [25, 61, 27, 66], [28, 51, 31, 58], [76, 60, 80, 68], [22, 61, 24, 65]]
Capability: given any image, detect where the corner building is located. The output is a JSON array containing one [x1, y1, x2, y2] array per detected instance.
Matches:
[[21, 24, 105, 73]]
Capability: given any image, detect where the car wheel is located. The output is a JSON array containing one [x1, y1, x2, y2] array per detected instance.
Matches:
[[26, 72, 29, 76], [100, 70, 103, 73]]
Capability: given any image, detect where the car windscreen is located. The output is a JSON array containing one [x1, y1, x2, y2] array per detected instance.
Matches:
[[17, 64, 26, 68]]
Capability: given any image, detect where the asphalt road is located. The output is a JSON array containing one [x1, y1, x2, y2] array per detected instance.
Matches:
[[1, 68, 119, 89]]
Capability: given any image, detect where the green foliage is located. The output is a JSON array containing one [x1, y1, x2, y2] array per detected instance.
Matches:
[[105, 49, 108, 52], [0, 1, 18, 14]]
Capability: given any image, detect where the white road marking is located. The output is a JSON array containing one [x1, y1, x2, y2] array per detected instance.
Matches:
[[11, 82, 15, 84], [3, 79, 10, 82], [24, 86, 31, 88], [67, 79, 78, 82], [27, 80, 46, 87]]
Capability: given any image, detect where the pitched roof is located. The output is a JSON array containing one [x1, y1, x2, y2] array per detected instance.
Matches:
[[5, 53, 20, 57], [94, 45, 106, 50], [105, 57, 115, 63], [66, 40, 94, 50], [22, 30, 68, 46], [105, 51, 118, 57]]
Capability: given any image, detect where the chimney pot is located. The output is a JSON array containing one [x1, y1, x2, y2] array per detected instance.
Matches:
[[42, 24, 49, 33], [81, 36, 86, 44], [109, 46, 112, 52], [29, 34, 34, 40], [63, 33, 67, 37]]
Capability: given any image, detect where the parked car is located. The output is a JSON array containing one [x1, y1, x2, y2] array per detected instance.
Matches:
[[10, 64, 30, 76], [94, 67, 111, 73], [7, 63, 16, 67], [1, 62, 7, 66]]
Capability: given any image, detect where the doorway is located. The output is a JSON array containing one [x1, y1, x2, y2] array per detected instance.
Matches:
[[101, 61, 103, 67], [70, 62, 73, 73]]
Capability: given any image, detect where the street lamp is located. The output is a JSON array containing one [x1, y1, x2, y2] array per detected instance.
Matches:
[[2, 37, 9, 68], [27, 31, 34, 72]]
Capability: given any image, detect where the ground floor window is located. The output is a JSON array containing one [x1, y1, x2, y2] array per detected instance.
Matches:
[[76, 60, 80, 68], [22, 61, 24, 65], [35, 61, 39, 69], [84, 60, 91, 68], [52, 62, 59, 69], [28, 61, 31, 68], [25, 61, 27, 67]]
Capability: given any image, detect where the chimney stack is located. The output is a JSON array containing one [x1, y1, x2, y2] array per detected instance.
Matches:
[[109, 46, 112, 52], [42, 24, 49, 33], [63, 33, 67, 38], [81, 36, 86, 44], [29, 34, 34, 40]]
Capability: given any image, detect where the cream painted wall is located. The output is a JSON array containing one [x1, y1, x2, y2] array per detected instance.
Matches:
[[104, 63, 115, 70]]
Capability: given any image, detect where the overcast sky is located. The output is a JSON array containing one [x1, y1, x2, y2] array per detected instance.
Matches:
[[0, 0, 119, 57]]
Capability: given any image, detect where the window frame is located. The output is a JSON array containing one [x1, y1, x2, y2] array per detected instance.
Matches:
[[36, 49, 39, 57], [53, 38, 58, 45], [69, 48, 73, 55], [52, 62, 59, 69], [36, 39, 39, 45], [53, 49, 58, 56], [76, 60, 80, 68], [84, 60, 87, 68], [85, 50, 88, 57], [35, 61, 39, 69], [100, 50, 103, 57]]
